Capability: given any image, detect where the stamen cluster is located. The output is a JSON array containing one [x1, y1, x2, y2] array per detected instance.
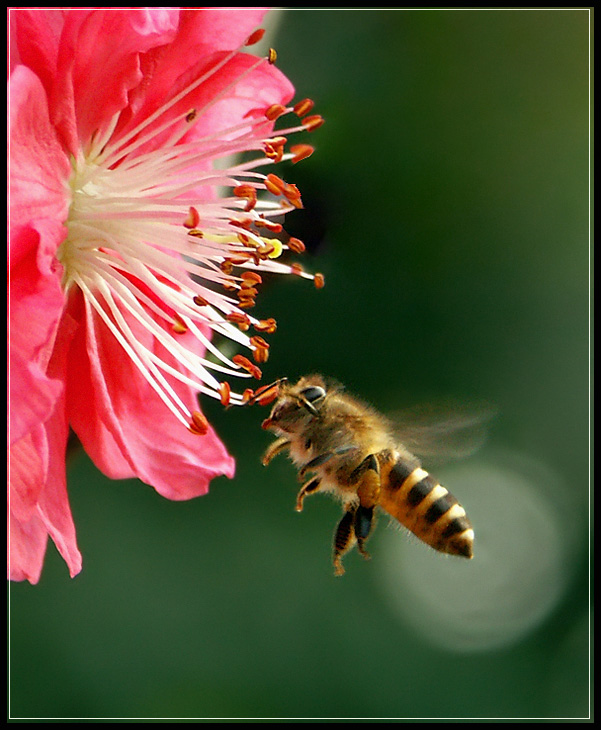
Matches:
[[57, 29, 324, 433]]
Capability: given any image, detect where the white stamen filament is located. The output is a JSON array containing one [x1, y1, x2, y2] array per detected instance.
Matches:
[[95, 46, 255, 166], [57, 35, 323, 428]]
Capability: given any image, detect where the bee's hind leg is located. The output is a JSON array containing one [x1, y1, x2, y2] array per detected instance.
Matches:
[[333, 507, 357, 576], [351, 453, 381, 561], [331, 453, 382, 575], [354, 505, 375, 561]]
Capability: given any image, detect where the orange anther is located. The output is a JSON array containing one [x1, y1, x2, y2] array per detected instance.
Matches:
[[187, 228, 204, 239], [251, 381, 281, 406], [257, 242, 276, 258], [256, 219, 282, 233], [302, 114, 325, 132], [239, 238, 259, 252], [250, 335, 269, 349], [245, 28, 265, 46], [241, 271, 263, 285], [233, 184, 257, 211], [281, 182, 303, 208], [232, 353, 253, 369], [265, 103, 286, 121], [267, 48, 277, 64], [220, 259, 234, 275], [233, 184, 255, 197], [186, 109, 198, 123], [233, 354, 263, 380], [189, 411, 209, 436], [265, 173, 286, 195], [267, 135, 287, 147], [237, 298, 256, 310], [226, 312, 248, 324], [314, 272, 325, 289], [242, 388, 255, 403], [264, 136, 287, 162], [238, 285, 258, 298], [254, 318, 277, 334], [172, 315, 188, 334], [225, 312, 251, 331], [230, 217, 253, 230], [290, 144, 314, 164], [293, 98, 315, 117], [290, 263, 303, 276], [287, 237, 306, 254], [230, 254, 254, 265], [218, 381, 231, 407], [264, 147, 283, 163], [183, 206, 200, 229], [250, 335, 269, 354], [252, 345, 269, 364], [283, 183, 301, 201], [193, 295, 209, 306], [256, 389, 278, 406]]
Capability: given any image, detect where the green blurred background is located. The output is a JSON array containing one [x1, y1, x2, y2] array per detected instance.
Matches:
[[9, 8, 591, 721]]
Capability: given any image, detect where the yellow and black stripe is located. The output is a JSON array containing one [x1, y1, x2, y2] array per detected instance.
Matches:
[[379, 455, 474, 558]]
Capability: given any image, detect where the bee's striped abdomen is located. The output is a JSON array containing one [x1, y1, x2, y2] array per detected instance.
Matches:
[[379, 455, 474, 558]]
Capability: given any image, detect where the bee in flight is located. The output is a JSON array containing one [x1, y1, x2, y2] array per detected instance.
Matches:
[[252, 375, 477, 576]]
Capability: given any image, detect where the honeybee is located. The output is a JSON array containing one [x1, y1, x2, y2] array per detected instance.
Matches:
[[256, 375, 479, 576]]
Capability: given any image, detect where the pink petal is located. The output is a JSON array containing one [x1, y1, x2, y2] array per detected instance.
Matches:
[[10, 8, 69, 86], [8, 223, 67, 442], [8, 426, 48, 521], [9, 294, 82, 582], [8, 505, 48, 585], [8, 65, 71, 227], [8, 223, 65, 361], [9, 352, 63, 447], [66, 292, 235, 501], [119, 50, 294, 174], [28, 304, 85, 580], [8, 409, 82, 583], [36, 407, 83, 579], [47, 8, 181, 154], [127, 7, 271, 119], [177, 8, 271, 53], [187, 53, 295, 142]]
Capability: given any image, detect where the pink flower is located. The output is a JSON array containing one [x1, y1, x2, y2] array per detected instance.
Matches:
[[8, 7, 323, 584]]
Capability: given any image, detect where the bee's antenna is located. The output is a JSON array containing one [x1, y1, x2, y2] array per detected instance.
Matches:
[[298, 397, 319, 416]]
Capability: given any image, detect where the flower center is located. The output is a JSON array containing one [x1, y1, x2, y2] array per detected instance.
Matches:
[[56, 33, 324, 432]]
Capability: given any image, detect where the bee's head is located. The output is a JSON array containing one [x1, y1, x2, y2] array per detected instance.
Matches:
[[261, 375, 327, 433]]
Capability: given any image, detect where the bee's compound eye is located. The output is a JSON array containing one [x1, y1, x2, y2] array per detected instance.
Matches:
[[300, 386, 326, 403]]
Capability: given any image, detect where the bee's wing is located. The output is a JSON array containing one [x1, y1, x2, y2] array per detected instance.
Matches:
[[389, 399, 497, 466]]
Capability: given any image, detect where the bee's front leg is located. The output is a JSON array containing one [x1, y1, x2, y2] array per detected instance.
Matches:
[[262, 437, 291, 466]]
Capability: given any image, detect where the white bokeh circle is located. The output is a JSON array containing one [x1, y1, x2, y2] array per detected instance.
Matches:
[[375, 451, 581, 652]]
